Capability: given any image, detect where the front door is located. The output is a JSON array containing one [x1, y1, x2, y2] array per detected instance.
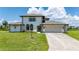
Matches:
[[37, 25, 41, 32]]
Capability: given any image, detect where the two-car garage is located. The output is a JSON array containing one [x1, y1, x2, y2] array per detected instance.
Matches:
[[42, 21, 68, 33]]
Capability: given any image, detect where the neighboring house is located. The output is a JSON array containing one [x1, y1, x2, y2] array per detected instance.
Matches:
[[9, 22, 22, 32], [9, 14, 68, 33]]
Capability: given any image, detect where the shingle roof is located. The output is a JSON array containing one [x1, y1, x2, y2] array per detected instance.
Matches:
[[42, 21, 68, 25]]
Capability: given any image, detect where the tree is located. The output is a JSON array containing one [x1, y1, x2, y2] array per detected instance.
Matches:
[[2, 20, 8, 30], [0, 25, 3, 29], [2, 20, 8, 27]]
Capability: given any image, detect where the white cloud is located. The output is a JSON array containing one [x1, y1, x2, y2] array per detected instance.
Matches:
[[45, 7, 69, 24], [45, 7, 79, 27], [27, 7, 41, 15], [39, 7, 47, 15], [46, 7, 67, 18], [73, 15, 79, 20], [27, 7, 47, 16], [26, 7, 79, 27]]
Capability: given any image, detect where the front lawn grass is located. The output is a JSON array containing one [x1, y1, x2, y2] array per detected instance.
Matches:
[[0, 31, 48, 51], [65, 29, 79, 40]]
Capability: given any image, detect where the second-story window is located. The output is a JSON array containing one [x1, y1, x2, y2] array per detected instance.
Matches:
[[29, 17, 36, 22]]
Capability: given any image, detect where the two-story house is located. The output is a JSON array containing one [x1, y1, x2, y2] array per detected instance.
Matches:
[[9, 13, 68, 33]]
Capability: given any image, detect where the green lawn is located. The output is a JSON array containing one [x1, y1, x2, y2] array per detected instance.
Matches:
[[0, 31, 48, 51], [66, 29, 79, 40]]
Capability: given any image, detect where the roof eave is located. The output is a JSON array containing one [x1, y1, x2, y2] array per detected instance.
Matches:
[[20, 15, 45, 17]]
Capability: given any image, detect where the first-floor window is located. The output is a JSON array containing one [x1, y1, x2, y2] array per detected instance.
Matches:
[[26, 24, 33, 30]]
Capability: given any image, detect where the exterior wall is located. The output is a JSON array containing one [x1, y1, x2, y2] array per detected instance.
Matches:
[[64, 24, 69, 32], [22, 17, 42, 32], [9, 25, 21, 32], [42, 24, 65, 33]]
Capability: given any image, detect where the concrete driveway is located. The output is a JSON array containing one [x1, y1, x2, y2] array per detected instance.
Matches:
[[45, 33, 79, 51]]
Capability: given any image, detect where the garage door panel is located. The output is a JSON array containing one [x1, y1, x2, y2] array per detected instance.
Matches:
[[43, 24, 64, 33]]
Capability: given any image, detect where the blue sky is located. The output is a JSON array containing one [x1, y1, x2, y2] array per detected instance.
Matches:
[[0, 7, 28, 21], [0, 7, 48, 22], [0, 7, 79, 22], [65, 7, 79, 16]]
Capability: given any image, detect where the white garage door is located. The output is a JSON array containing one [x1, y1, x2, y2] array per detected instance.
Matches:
[[43, 25, 64, 33]]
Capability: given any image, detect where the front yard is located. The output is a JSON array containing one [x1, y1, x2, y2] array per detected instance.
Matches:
[[0, 31, 48, 51], [66, 29, 79, 40]]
